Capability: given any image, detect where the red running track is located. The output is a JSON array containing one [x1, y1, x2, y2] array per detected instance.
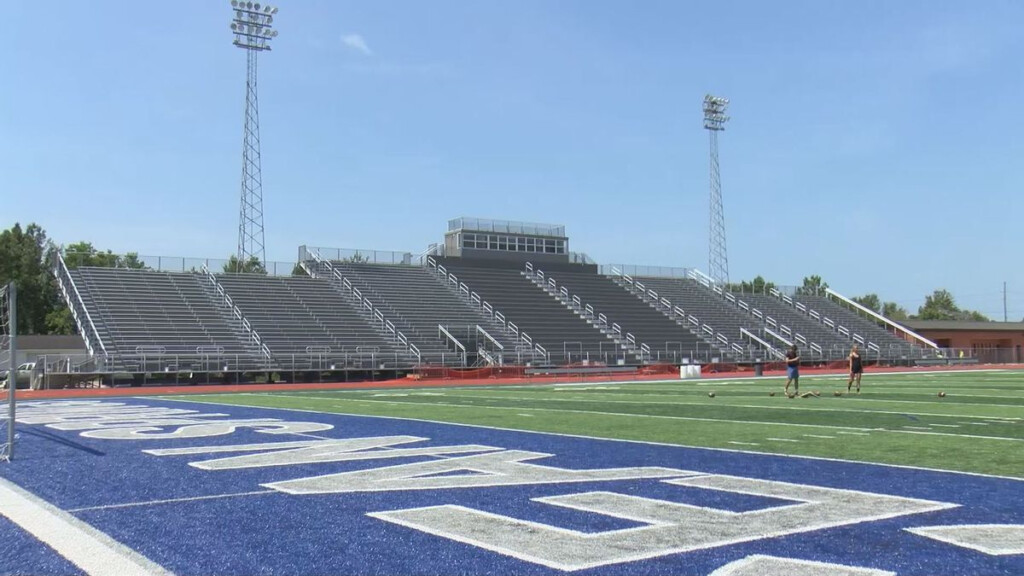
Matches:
[[10, 363, 1021, 401]]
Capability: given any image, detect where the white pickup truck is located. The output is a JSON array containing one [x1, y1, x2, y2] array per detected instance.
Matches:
[[0, 362, 34, 389]]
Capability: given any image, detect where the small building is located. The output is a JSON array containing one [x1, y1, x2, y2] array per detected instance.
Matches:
[[2, 335, 87, 370], [901, 321, 1024, 363]]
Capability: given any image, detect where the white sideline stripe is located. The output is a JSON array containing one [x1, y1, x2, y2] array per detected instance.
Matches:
[[193, 393, 1024, 447], [0, 477, 172, 576], [226, 389, 872, 430], [433, 391, 1022, 421], [320, 397, 876, 432], [150, 397, 1024, 483], [67, 490, 275, 513], [327, 397, 1024, 443]]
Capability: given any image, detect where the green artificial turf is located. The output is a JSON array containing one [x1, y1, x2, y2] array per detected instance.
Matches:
[[171, 370, 1024, 478]]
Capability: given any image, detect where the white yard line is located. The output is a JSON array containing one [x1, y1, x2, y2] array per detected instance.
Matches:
[[150, 396, 1024, 482], [0, 477, 172, 576], [803, 434, 837, 439], [212, 394, 1024, 444], [428, 391, 1022, 422], [766, 438, 800, 443], [67, 490, 275, 513], [727, 441, 760, 446]]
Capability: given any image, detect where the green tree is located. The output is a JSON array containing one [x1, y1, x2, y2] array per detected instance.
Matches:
[[223, 255, 268, 274], [62, 241, 120, 269], [917, 289, 959, 320], [120, 252, 149, 270], [796, 275, 829, 296], [727, 275, 776, 294], [917, 289, 990, 321], [0, 223, 61, 334], [881, 301, 909, 321], [291, 263, 308, 276], [852, 293, 882, 313], [343, 252, 369, 264]]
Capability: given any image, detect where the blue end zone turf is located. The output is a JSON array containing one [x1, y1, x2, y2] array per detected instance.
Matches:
[[0, 397, 1021, 576]]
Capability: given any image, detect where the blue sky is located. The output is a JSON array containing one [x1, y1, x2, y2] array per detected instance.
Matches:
[[2, 0, 1022, 318]]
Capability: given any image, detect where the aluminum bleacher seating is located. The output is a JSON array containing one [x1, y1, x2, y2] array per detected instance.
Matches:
[[441, 264, 630, 363], [215, 274, 407, 367], [70, 267, 258, 364], [540, 270, 717, 363], [331, 262, 519, 364], [623, 277, 766, 358]]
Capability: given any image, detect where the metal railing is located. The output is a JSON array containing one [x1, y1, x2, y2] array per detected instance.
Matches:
[[300, 245, 419, 266], [526, 264, 646, 360], [825, 288, 938, 349], [306, 249, 422, 363], [200, 264, 273, 359], [53, 252, 108, 359], [426, 257, 546, 362], [438, 325, 467, 366], [600, 264, 692, 278], [62, 249, 299, 276], [609, 266, 750, 359]]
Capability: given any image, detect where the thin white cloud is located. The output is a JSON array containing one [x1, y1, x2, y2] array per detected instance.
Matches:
[[341, 34, 372, 56]]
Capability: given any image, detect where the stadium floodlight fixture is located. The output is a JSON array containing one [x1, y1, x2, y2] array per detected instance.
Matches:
[[230, 0, 279, 51], [703, 94, 730, 131]]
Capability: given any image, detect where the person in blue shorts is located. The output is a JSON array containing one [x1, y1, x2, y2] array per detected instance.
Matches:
[[784, 345, 800, 397]]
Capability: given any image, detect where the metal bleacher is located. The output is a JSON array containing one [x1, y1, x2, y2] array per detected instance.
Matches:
[[330, 262, 519, 364], [70, 267, 258, 364], [537, 270, 714, 363], [215, 274, 407, 368], [621, 276, 769, 359], [440, 264, 629, 363], [797, 295, 924, 357]]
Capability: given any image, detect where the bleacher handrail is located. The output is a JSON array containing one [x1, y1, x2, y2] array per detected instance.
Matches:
[[476, 325, 505, 351], [825, 287, 939, 349], [742, 327, 786, 359], [305, 248, 422, 362], [762, 326, 793, 347], [55, 252, 108, 358], [530, 267, 650, 356], [200, 264, 272, 360]]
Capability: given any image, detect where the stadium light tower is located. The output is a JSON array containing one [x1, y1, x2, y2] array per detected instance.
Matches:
[[230, 1, 279, 271], [703, 94, 730, 285]]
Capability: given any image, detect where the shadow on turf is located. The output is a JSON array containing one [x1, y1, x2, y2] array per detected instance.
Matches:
[[21, 428, 106, 456]]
